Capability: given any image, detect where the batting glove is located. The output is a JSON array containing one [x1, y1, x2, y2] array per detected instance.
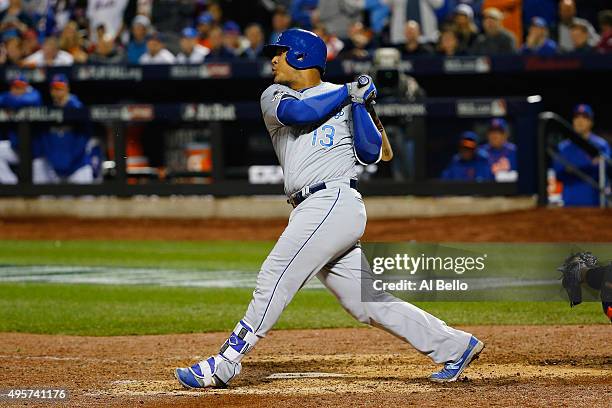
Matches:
[[347, 74, 377, 105]]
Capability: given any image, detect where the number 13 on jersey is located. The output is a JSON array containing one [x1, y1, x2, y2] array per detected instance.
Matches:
[[312, 125, 335, 148]]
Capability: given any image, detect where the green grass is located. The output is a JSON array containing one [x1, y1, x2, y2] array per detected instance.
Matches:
[[0, 240, 609, 336], [0, 240, 273, 270], [0, 283, 607, 336]]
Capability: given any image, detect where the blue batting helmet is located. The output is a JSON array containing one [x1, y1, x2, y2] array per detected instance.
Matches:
[[263, 28, 327, 73]]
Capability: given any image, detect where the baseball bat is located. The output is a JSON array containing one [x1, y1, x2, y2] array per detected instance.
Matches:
[[367, 102, 394, 162]]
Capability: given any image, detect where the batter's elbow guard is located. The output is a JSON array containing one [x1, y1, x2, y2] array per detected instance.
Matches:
[[351, 102, 382, 165]]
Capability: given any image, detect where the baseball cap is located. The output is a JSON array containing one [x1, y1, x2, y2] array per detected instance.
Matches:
[[223, 20, 241, 34], [132, 15, 151, 28], [197, 12, 214, 25], [11, 74, 28, 88], [181, 27, 198, 38], [459, 131, 479, 149], [454, 4, 474, 20], [488, 118, 508, 132], [483, 8, 503, 21], [50, 73, 69, 89], [573, 104, 594, 119], [531, 17, 548, 28]]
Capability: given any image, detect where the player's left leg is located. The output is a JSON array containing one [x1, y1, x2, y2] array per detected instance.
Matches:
[[318, 244, 483, 381]]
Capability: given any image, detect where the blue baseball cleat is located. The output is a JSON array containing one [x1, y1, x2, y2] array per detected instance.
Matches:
[[175, 356, 224, 389], [429, 336, 484, 382], [175, 367, 204, 389]]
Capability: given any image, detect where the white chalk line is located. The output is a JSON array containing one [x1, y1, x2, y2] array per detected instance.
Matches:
[[0, 265, 562, 292], [0, 265, 327, 288]]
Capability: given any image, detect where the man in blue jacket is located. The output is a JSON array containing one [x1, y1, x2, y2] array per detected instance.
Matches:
[[553, 104, 610, 207], [481, 118, 517, 182], [0, 74, 42, 184], [35, 74, 101, 184], [442, 131, 494, 181]]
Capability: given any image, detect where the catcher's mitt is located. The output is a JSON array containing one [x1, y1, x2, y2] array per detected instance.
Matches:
[[558, 252, 599, 307]]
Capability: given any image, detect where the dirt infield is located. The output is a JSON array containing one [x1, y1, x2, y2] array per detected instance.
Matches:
[[1, 208, 611, 407], [1, 207, 612, 242], [0, 326, 610, 408]]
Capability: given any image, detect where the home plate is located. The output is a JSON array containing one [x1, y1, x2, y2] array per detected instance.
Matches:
[[266, 372, 349, 379]]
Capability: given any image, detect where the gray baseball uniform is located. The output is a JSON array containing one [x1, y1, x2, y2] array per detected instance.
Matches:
[[210, 82, 472, 385]]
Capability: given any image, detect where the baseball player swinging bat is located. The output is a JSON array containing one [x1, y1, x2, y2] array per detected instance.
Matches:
[[175, 28, 483, 390]]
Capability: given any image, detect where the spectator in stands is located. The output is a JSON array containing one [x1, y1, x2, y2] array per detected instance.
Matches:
[[1, 29, 22, 65], [23, 36, 74, 66], [222, 20, 244, 56], [384, 0, 444, 45], [269, 7, 291, 44], [338, 22, 372, 60], [567, 20, 595, 55], [139, 31, 176, 64], [397, 20, 434, 57], [520, 17, 557, 56], [597, 10, 612, 53], [437, 26, 463, 56], [205, 25, 235, 60], [0, 0, 33, 34], [207, 1, 224, 26], [88, 30, 125, 64], [441, 131, 494, 181], [177, 27, 209, 63], [35, 74, 101, 184], [453, 4, 479, 51], [553, 104, 610, 206], [313, 23, 344, 61], [86, 0, 128, 43], [127, 15, 151, 64], [59, 21, 88, 64], [471, 7, 516, 55], [482, 0, 522, 46], [149, 0, 196, 48], [290, 0, 317, 30], [556, 0, 599, 53], [20, 28, 38, 56], [317, 0, 364, 41], [522, 0, 556, 37], [481, 118, 517, 182], [366, 0, 390, 39], [196, 12, 214, 49], [0, 74, 42, 184], [241, 23, 264, 60]]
